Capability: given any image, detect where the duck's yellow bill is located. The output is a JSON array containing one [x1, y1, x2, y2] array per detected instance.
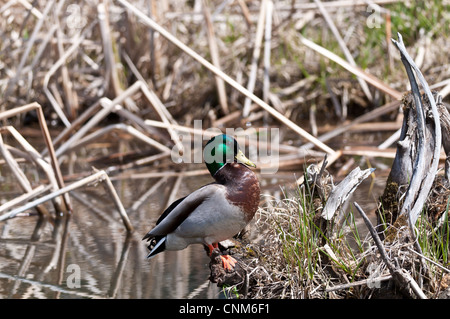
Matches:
[[235, 150, 256, 168]]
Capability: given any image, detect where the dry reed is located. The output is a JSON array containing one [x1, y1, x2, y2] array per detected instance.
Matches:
[[0, 0, 449, 299]]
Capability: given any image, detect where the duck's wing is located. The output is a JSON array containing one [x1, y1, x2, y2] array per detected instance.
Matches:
[[142, 196, 187, 241], [143, 184, 223, 239], [155, 196, 187, 225]]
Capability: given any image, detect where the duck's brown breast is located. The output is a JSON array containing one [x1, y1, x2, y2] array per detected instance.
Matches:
[[214, 163, 260, 222]]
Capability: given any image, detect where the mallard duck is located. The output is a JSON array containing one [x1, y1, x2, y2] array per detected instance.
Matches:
[[143, 134, 260, 270]]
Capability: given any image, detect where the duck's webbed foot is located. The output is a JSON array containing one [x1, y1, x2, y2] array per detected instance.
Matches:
[[208, 244, 246, 290], [206, 243, 237, 271], [219, 254, 237, 271]]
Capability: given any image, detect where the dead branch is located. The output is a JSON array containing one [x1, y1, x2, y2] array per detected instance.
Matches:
[[392, 33, 442, 227], [321, 166, 375, 223], [116, 0, 336, 155], [354, 202, 427, 299], [242, 0, 267, 117], [379, 34, 447, 230], [314, 0, 373, 102], [299, 36, 402, 100], [0, 103, 69, 213], [202, 0, 229, 114]]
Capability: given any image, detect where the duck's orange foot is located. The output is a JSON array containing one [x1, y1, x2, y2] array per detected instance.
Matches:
[[220, 254, 237, 271], [207, 243, 237, 271]]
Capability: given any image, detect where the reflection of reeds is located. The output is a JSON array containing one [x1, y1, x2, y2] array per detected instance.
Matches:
[[0, 169, 133, 232], [0, 103, 133, 230], [0, 103, 69, 214]]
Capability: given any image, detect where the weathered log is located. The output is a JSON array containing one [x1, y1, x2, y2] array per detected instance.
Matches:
[[378, 34, 450, 231], [438, 96, 450, 184], [378, 91, 439, 225], [379, 93, 450, 226], [321, 166, 375, 223]]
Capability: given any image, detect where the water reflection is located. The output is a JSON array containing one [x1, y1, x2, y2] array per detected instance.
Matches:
[[0, 173, 248, 298], [0, 160, 387, 299]]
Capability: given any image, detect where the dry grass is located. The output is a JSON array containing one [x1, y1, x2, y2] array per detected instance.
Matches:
[[1, 1, 449, 126], [226, 176, 449, 299]]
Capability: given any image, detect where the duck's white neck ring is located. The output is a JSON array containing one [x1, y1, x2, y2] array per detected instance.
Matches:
[[212, 162, 227, 176]]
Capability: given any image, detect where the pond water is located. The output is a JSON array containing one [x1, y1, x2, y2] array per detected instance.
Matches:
[[0, 129, 388, 299]]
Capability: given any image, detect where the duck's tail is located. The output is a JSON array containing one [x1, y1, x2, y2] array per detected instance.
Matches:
[[145, 236, 166, 259]]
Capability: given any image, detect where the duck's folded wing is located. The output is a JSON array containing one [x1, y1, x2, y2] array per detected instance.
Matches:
[[143, 184, 223, 238]]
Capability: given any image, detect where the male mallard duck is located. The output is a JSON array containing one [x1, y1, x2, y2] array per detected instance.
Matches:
[[143, 134, 260, 270]]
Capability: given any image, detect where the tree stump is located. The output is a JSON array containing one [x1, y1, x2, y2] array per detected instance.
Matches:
[[378, 91, 450, 231]]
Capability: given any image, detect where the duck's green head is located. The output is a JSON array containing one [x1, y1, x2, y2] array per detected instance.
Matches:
[[203, 134, 256, 176]]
